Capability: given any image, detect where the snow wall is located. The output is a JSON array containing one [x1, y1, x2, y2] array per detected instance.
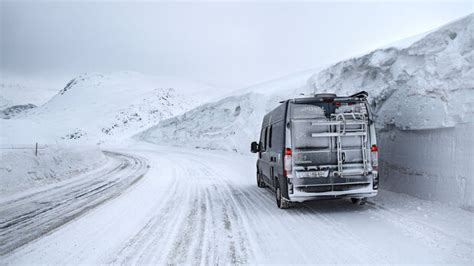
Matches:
[[378, 124, 473, 210]]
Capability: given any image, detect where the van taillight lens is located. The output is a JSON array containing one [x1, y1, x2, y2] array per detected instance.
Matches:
[[284, 148, 292, 176], [371, 145, 378, 171]]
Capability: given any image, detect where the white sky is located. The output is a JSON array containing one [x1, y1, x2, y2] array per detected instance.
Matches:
[[1, 1, 472, 90]]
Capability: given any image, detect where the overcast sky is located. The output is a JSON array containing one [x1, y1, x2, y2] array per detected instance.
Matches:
[[1, 1, 472, 89]]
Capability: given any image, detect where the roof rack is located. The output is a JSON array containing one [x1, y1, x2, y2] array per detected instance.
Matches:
[[283, 90, 369, 104], [349, 91, 369, 99]]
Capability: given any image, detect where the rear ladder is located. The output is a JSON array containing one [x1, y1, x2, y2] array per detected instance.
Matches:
[[310, 112, 369, 177]]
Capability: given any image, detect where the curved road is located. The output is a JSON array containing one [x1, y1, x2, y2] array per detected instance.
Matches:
[[1, 143, 473, 264], [0, 151, 148, 255]]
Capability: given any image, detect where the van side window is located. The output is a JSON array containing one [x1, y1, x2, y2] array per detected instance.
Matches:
[[272, 122, 282, 149], [260, 127, 267, 151], [268, 125, 273, 148]]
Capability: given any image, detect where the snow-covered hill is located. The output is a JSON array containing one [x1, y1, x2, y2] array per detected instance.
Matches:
[[141, 14, 474, 208], [0, 71, 220, 144], [140, 69, 316, 151]]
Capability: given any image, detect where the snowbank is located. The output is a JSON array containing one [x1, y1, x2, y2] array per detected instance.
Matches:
[[0, 145, 107, 197], [378, 123, 473, 210]]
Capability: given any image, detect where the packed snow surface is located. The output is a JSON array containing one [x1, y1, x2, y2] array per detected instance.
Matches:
[[1, 142, 472, 264]]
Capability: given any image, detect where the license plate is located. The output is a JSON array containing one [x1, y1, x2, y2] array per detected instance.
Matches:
[[298, 170, 329, 178]]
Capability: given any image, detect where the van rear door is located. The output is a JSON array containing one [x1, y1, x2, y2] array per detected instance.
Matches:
[[289, 101, 370, 178]]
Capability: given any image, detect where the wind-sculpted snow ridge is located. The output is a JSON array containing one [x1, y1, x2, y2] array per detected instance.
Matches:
[[0, 71, 218, 144], [308, 14, 474, 131]]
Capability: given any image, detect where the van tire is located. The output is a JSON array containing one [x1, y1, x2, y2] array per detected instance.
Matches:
[[351, 197, 367, 205], [257, 170, 266, 188], [276, 186, 290, 209]]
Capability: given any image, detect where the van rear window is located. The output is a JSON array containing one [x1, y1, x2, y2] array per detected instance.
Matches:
[[291, 101, 369, 119], [291, 104, 327, 119]]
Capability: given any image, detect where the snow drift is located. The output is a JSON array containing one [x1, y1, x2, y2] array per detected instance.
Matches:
[[142, 14, 474, 208]]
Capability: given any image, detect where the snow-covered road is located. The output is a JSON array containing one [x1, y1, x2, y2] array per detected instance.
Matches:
[[0, 151, 148, 255], [1, 142, 473, 264]]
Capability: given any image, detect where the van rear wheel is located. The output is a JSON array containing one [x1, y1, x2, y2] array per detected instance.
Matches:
[[276, 186, 290, 209], [351, 197, 367, 205]]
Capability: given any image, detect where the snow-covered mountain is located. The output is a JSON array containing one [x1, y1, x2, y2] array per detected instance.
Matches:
[[0, 71, 220, 144], [140, 14, 474, 208]]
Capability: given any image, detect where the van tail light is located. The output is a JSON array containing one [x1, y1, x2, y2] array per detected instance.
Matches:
[[371, 144, 378, 171], [284, 148, 292, 176], [371, 144, 378, 152]]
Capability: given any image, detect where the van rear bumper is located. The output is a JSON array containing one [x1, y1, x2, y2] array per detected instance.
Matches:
[[287, 176, 378, 202]]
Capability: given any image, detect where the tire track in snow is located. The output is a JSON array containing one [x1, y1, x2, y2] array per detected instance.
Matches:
[[0, 151, 148, 256], [194, 154, 386, 264], [111, 152, 253, 264], [110, 160, 186, 264]]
